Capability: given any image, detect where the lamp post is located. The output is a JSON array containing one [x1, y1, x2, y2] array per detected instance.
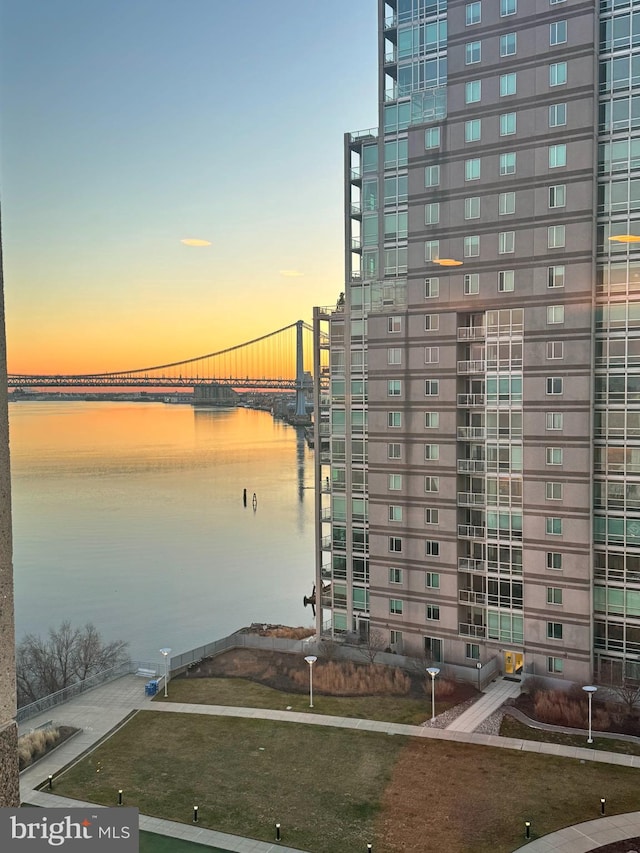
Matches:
[[160, 647, 172, 698], [426, 667, 440, 721], [304, 655, 317, 708], [583, 685, 597, 744], [476, 661, 482, 692]]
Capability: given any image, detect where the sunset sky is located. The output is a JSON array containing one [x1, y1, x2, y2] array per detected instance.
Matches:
[[0, 0, 377, 374]]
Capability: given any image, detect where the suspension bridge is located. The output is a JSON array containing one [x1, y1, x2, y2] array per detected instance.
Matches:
[[9, 321, 317, 417]]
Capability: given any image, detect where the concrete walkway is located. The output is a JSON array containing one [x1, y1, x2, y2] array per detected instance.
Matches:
[[17, 674, 640, 852], [512, 811, 640, 852], [445, 676, 521, 732]]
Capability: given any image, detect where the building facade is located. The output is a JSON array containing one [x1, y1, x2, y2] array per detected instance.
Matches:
[[314, 0, 640, 685]]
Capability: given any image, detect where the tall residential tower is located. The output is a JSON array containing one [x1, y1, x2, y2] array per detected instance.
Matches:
[[314, 0, 640, 685]]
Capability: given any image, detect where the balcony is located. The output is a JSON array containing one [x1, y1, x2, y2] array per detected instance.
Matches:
[[349, 127, 378, 143], [321, 564, 332, 580], [457, 393, 485, 407], [457, 360, 486, 374], [459, 590, 486, 606], [458, 524, 486, 539], [351, 201, 362, 216], [320, 535, 331, 550], [457, 426, 486, 440], [458, 557, 486, 573], [459, 623, 487, 639], [351, 237, 362, 250], [321, 507, 332, 521], [384, 13, 397, 30], [458, 326, 486, 341], [384, 48, 397, 64], [457, 459, 486, 474], [457, 492, 486, 507]]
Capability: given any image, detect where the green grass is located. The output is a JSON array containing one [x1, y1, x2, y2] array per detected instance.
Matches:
[[140, 831, 231, 852], [49, 709, 640, 853], [155, 675, 443, 724], [500, 716, 640, 756]]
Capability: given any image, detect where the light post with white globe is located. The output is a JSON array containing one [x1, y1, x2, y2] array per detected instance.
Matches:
[[160, 648, 172, 698], [427, 667, 440, 721], [583, 685, 597, 744], [304, 655, 317, 708]]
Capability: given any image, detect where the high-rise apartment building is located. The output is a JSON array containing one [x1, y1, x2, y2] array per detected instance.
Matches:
[[314, 0, 640, 685]]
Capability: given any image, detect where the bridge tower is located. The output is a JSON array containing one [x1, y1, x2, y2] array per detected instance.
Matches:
[[294, 319, 307, 419]]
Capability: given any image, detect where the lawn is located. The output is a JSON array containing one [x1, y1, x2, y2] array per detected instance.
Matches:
[[500, 716, 640, 756], [140, 832, 231, 853], [154, 675, 447, 724], [49, 709, 640, 853]]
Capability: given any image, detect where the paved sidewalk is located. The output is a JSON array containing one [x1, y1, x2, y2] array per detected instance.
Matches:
[[17, 674, 640, 852], [445, 676, 521, 732]]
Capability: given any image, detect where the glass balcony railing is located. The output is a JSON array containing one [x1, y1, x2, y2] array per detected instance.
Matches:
[[457, 360, 486, 374], [457, 426, 486, 440], [457, 393, 485, 407], [458, 557, 486, 573], [458, 524, 486, 539], [457, 326, 486, 341], [349, 127, 378, 142], [457, 492, 486, 507], [459, 590, 486, 606], [457, 459, 486, 474], [459, 623, 487, 639]]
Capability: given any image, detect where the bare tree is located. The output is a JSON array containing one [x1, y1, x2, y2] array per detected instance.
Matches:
[[16, 621, 129, 707], [606, 680, 640, 717], [357, 628, 387, 664]]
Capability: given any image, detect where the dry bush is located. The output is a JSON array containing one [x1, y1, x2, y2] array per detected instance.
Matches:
[[289, 660, 410, 696], [261, 626, 315, 640], [522, 676, 546, 699], [422, 678, 456, 700], [533, 690, 610, 731], [318, 639, 340, 661], [17, 727, 61, 771]]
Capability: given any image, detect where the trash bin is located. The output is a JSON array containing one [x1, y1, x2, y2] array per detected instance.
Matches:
[[145, 681, 158, 697]]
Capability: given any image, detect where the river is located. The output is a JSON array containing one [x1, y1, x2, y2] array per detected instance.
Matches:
[[9, 401, 316, 661]]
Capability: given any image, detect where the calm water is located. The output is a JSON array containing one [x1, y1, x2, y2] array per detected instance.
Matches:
[[9, 401, 316, 661]]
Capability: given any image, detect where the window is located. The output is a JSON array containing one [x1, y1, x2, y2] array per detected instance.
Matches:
[[424, 276, 440, 297], [500, 73, 516, 96], [465, 119, 481, 142], [546, 482, 563, 501], [500, 112, 516, 136], [425, 412, 439, 428], [546, 517, 563, 536], [501, 0, 517, 15], [388, 379, 402, 396], [498, 270, 514, 292], [388, 316, 401, 333], [465, 158, 481, 181], [547, 552, 562, 570], [425, 314, 439, 331], [388, 412, 402, 427], [546, 412, 563, 430], [389, 567, 403, 584], [464, 235, 480, 257], [547, 304, 564, 324], [464, 273, 480, 294], [549, 61, 567, 86], [547, 621, 563, 639], [424, 347, 439, 364], [548, 265, 565, 288], [465, 80, 481, 104], [425, 165, 440, 187], [500, 152, 516, 175], [425, 203, 440, 225], [500, 33, 517, 56], [549, 185, 566, 208], [426, 604, 440, 621], [466, 643, 481, 660], [546, 447, 563, 465], [465, 196, 480, 219], [424, 636, 443, 661], [550, 0, 566, 4], [425, 510, 439, 526], [546, 376, 563, 395], [499, 192, 515, 215], [389, 537, 402, 553], [390, 599, 403, 614], [425, 127, 441, 149], [388, 442, 401, 458], [547, 657, 563, 674], [549, 103, 566, 127], [388, 347, 402, 365], [550, 20, 567, 45], [425, 476, 439, 492], [389, 505, 403, 522], [546, 341, 564, 360], [425, 571, 440, 588], [388, 474, 402, 490], [548, 225, 565, 249], [549, 144, 566, 168], [466, 2, 481, 25], [424, 443, 440, 459], [499, 231, 515, 254], [425, 241, 440, 262], [425, 540, 440, 556], [466, 41, 481, 64]]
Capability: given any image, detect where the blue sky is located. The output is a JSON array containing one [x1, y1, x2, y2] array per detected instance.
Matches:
[[0, 0, 377, 371]]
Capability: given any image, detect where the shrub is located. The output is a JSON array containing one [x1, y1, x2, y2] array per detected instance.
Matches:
[[289, 660, 410, 696], [17, 727, 61, 771], [533, 689, 610, 731]]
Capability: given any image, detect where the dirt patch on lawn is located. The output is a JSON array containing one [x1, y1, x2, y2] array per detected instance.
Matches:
[[177, 648, 475, 703]]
